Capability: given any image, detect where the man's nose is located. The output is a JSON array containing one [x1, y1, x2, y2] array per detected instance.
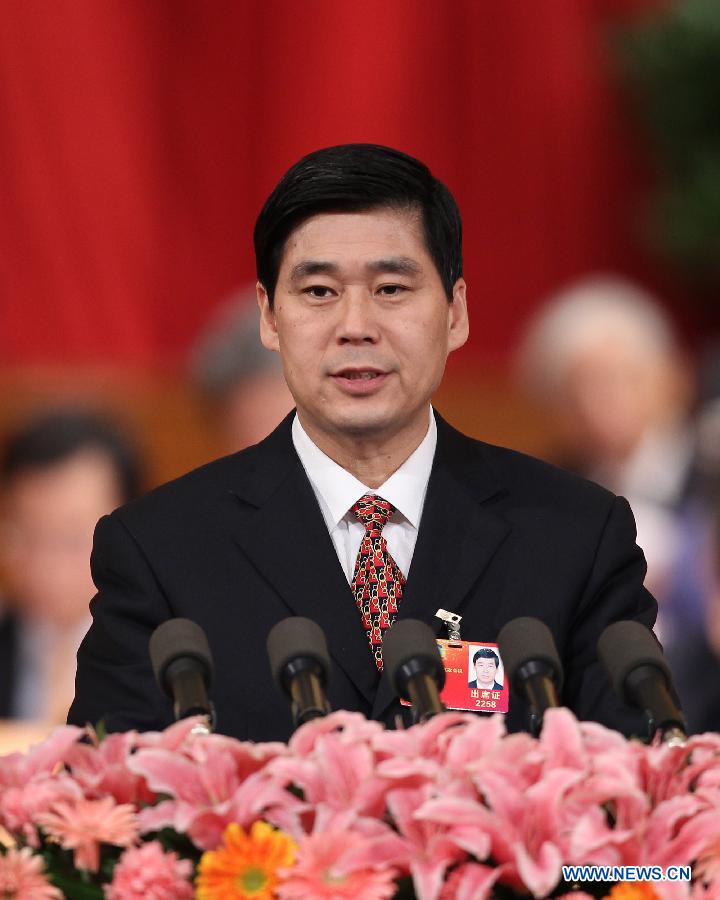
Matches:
[[335, 289, 380, 343]]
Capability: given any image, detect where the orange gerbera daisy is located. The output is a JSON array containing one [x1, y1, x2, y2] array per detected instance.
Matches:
[[196, 821, 297, 899], [605, 883, 659, 900]]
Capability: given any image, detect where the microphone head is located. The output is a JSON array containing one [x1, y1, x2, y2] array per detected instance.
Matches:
[[496, 616, 563, 694], [266, 617, 331, 692], [597, 620, 670, 702], [149, 618, 214, 696], [382, 619, 445, 697]]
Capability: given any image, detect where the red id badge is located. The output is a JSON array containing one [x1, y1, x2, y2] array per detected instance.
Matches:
[[437, 639, 509, 713]]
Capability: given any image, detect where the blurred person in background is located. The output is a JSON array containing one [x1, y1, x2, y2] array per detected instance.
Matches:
[[0, 410, 142, 726], [517, 274, 694, 604], [662, 349, 720, 733], [188, 287, 294, 453]]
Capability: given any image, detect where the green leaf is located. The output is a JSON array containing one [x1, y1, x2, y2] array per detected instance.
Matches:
[[48, 872, 105, 900], [393, 874, 416, 898], [144, 828, 202, 866]]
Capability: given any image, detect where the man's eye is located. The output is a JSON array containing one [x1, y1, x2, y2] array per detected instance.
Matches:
[[377, 284, 406, 297], [304, 286, 335, 299]]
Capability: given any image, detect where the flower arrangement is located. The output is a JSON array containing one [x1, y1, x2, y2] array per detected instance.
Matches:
[[0, 708, 719, 899]]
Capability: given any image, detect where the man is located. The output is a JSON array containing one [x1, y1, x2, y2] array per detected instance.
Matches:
[[468, 648, 503, 692], [516, 275, 693, 604], [69, 144, 656, 742], [1, 410, 141, 724]]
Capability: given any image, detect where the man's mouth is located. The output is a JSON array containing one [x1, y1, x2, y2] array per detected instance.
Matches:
[[330, 368, 389, 392], [332, 368, 385, 380]]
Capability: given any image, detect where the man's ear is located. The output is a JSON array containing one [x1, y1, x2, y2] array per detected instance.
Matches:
[[257, 282, 280, 352], [447, 278, 469, 353]]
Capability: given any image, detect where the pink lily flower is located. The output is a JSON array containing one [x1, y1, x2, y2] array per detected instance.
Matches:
[[371, 712, 470, 765], [129, 740, 300, 849], [386, 787, 468, 900], [438, 713, 508, 773], [439, 861, 503, 900], [64, 731, 156, 807], [0, 725, 83, 791], [289, 710, 386, 756], [267, 729, 391, 823]]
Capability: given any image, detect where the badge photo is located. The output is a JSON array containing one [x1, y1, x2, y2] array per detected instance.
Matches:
[[432, 639, 510, 714]]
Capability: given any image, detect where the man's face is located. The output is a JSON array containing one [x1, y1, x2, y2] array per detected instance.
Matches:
[[258, 208, 468, 447], [475, 656, 498, 687]]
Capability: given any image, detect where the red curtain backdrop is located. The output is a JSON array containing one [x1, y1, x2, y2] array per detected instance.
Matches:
[[0, 0, 666, 370]]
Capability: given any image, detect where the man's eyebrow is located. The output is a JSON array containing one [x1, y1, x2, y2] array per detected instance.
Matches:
[[365, 257, 421, 276], [289, 260, 339, 280]]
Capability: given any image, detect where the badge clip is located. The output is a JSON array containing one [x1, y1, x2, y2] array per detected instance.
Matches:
[[435, 608, 462, 642]]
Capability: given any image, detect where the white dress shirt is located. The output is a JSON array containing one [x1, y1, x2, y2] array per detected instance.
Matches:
[[292, 409, 437, 582]]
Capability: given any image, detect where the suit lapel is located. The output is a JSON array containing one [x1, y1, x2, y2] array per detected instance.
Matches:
[[371, 417, 512, 719], [227, 417, 379, 703]]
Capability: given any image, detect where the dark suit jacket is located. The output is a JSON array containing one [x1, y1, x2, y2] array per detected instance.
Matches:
[[68, 413, 656, 741]]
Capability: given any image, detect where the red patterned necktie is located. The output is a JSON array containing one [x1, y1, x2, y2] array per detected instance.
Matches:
[[350, 493, 406, 670]]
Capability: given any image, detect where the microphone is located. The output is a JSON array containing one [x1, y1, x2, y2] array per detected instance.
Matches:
[[266, 617, 331, 729], [382, 619, 446, 723], [497, 617, 563, 736], [149, 618, 214, 734], [597, 620, 686, 744]]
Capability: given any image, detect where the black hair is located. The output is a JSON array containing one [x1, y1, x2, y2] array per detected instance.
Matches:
[[0, 410, 143, 503], [254, 143, 462, 305], [473, 648, 499, 666]]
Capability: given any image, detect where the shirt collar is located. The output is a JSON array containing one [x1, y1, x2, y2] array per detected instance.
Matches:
[[292, 409, 437, 531]]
